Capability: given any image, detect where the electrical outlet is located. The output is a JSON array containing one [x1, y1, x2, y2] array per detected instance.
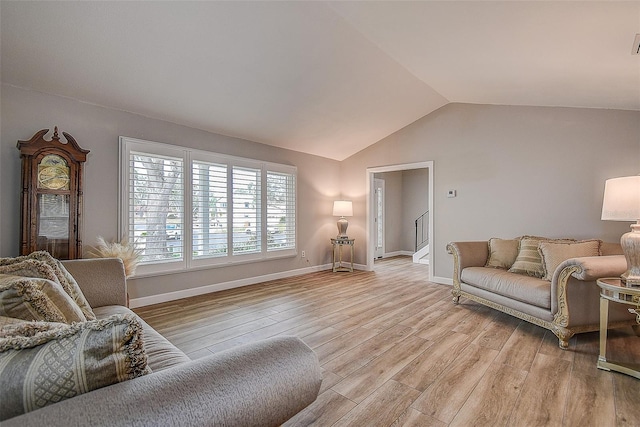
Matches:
[[301, 250, 306, 258]]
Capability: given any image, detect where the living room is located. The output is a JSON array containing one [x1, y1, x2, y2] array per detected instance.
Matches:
[[1, 1, 639, 426]]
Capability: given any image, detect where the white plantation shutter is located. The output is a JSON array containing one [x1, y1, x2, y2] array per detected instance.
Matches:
[[192, 161, 228, 259], [121, 137, 297, 275], [128, 151, 184, 265], [232, 166, 261, 254], [267, 170, 296, 251]]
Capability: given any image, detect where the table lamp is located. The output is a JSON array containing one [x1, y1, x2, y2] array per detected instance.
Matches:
[[333, 200, 353, 239], [601, 175, 640, 286]]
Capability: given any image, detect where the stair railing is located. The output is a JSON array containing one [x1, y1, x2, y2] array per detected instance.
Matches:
[[415, 210, 429, 252]]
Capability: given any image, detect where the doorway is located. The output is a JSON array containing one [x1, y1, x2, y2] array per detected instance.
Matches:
[[374, 178, 385, 259], [366, 161, 434, 281]]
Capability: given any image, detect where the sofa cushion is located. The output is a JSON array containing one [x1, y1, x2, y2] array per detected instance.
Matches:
[[539, 240, 601, 281], [508, 237, 575, 278], [0, 314, 149, 421], [485, 238, 520, 269], [462, 267, 551, 309], [0, 252, 96, 321], [93, 305, 191, 372], [0, 274, 87, 323]]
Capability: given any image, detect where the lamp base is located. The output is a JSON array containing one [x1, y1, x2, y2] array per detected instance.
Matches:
[[621, 223, 640, 286], [336, 217, 349, 239]]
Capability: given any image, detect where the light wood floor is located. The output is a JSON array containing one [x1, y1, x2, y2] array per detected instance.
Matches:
[[134, 256, 640, 427]]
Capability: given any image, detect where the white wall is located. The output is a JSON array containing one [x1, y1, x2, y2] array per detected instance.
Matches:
[[340, 103, 640, 282], [1, 84, 341, 300]]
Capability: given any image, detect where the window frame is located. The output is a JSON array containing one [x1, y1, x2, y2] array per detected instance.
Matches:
[[119, 137, 297, 277]]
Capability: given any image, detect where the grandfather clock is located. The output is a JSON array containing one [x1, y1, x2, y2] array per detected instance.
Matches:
[[17, 127, 89, 259]]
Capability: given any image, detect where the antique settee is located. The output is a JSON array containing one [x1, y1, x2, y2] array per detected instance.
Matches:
[[0, 257, 322, 426], [447, 237, 637, 348]]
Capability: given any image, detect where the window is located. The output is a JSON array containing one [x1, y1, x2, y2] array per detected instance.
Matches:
[[120, 137, 297, 276]]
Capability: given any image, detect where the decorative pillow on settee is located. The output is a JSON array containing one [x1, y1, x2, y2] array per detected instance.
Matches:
[[485, 238, 520, 269], [0, 314, 150, 421], [539, 240, 601, 281], [0, 252, 95, 320], [0, 274, 87, 323], [508, 237, 576, 278]]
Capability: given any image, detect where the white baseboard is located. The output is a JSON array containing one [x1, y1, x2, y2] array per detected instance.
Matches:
[[129, 263, 332, 308], [381, 250, 413, 258], [431, 276, 453, 286]]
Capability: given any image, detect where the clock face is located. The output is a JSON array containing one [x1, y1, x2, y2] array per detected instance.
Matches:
[[37, 155, 70, 190]]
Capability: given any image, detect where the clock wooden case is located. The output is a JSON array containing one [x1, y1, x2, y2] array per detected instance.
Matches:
[[17, 127, 89, 259]]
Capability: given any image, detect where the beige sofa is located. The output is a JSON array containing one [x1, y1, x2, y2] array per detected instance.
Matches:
[[2, 258, 322, 426], [447, 239, 637, 349]]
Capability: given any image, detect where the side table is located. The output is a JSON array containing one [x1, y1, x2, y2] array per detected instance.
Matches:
[[331, 238, 354, 272], [596, 278, 640, 379]]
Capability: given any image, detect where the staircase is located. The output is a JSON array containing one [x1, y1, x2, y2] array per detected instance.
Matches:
[[413, 210, 429, 264], [412, 244, 429, 264]]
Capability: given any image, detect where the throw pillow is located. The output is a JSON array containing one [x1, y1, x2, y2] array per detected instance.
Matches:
[[0, 274, 87, 323], [539, 239, 601, 281], [485, 238, 520, 269], [508, 237, 549, 278], [0, 314, 150, 421], [0, 252, 95, 320], [508, 237, 576, 278]]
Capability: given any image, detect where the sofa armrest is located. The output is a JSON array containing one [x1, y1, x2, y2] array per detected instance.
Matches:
[[447, 242, 489, 270], [4, 336, 322, 427], [551, 255, 628, 326], [61, 258, 127, 308]]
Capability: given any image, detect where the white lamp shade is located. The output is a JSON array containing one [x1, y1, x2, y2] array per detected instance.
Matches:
[[601, 176, 640, 221], [333, 200, 353, 217]]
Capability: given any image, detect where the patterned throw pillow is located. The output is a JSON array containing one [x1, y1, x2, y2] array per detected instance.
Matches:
[[485, 238, 520, 269], [539, 240, 601, 281], [508, 237, 576, 278], [0, 274, 87, 323], [0, 314, 150, 421], [0, 252, 95, 320]]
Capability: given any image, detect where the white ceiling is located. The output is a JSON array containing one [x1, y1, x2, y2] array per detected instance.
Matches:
[[2, 1, 639, 161]]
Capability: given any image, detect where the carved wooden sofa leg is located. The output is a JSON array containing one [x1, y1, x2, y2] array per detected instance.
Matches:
[[452, 291, 461, 304], [552, 325, 574, 349]]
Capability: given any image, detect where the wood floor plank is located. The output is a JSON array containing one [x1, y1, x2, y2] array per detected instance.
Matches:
[[508, 353, 572, 426], [410, 343, 499, 424], [133, 256, 640, 427], [393, 331, 474, 392], [390, 408, 447, 427], [282, 389, 357, 427], [449, 362, 527, 427], [332, 380, 421, 427], [493, 320, 545, 372], [563, 371, 615, 426], [332, 335, 431, 403]]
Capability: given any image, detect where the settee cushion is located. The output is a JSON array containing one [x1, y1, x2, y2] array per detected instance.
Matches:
[[0, 314, 149, 421], [0, 274, 87, 323], [0, 253, 95, 320], [93, 305, 191, 372], [461, 267, 551, 309], [485, 238, 520, 269], [539, 240, 600, 281]]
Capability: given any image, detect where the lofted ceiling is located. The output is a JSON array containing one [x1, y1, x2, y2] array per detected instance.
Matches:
[[2, 1, 639, 161]]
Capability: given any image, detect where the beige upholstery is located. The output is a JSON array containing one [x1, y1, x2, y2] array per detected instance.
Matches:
[[448, 241, 637, 348], [5, 258, 322, 426]]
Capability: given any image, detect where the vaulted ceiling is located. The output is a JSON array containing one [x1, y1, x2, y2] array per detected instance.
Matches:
[[2, 1, 639, 160]]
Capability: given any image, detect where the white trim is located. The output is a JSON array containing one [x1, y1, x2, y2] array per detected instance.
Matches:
[[366, 161, 434, 281], [382, 250, 414, 258], [432, 276, 453, 286], [129, 263, 332, 308]]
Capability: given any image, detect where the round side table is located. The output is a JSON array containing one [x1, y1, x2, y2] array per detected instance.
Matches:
[[596, 278, 640, 379]]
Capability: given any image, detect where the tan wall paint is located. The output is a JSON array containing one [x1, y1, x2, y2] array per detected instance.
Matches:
[[374, 171, 403, 253], [1, 84, 341, 299], [340, 103, 640, 281]]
